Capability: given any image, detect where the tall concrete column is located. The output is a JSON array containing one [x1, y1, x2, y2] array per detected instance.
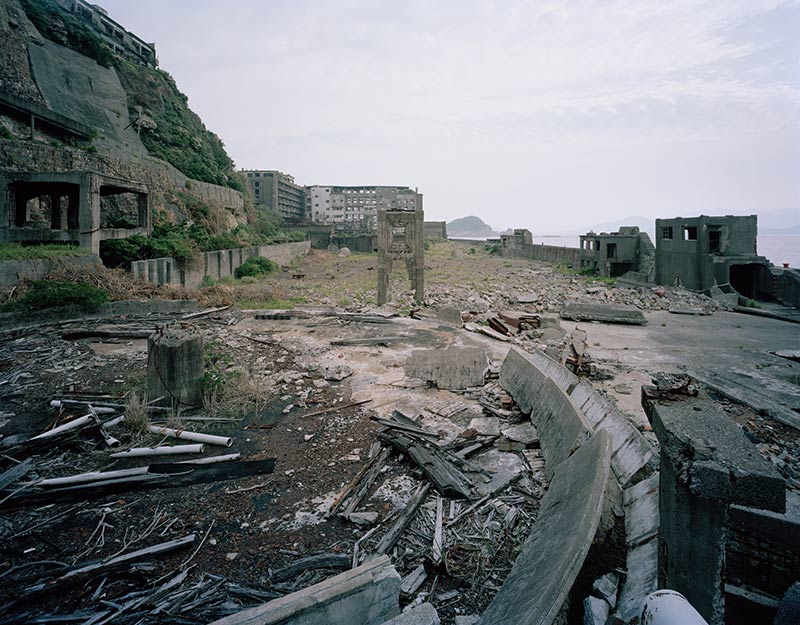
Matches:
[[79, 173, 101, 254], [644, 394, 785, 624]]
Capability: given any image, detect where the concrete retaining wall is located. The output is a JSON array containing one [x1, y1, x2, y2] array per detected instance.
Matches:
[[208, 555, 400, 625], [478, 429, 612, 625], [504, 243, 583, 266], [131, 240, 311, 289], [0, 254, 102, 287]]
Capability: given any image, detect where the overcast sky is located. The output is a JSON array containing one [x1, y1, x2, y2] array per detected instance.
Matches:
[[102, 0, 799, 233]]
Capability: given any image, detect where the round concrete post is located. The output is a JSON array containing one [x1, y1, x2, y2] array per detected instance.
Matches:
[[147, 326, 204, 409]]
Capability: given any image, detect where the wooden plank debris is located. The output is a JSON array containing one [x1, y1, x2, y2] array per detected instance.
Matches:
[[269, 553, 351, 583], [375, 483, 431, 555]]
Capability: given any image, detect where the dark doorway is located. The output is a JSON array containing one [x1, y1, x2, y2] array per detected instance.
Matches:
[[729, 264, 763, 299], [610, 261, 632, 277]]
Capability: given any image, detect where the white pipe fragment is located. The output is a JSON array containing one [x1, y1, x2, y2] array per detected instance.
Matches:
[[38, 467, 150, 487], [146, 425, 232, 447], [50, 400, 116, 414], [641, 590, 708, 625], [31, 415, 93, 440], [110, 444, 204, 458], [103, 415, 126, 429], [175, 453, 241, 465]]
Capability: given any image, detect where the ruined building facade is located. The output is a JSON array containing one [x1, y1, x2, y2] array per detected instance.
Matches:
[[54, 0, 157, 66], [243, 170, 306, 223], [376, 194, 424, 305], [579, 226, 656, 280], [307, 185, 421, 231], [654, 215, 771, 297]]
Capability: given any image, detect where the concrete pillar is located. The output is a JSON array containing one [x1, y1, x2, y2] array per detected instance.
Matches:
[[147, 326, 204, 409], [644, 394, 785, 625], [79, 173, 101, 254]]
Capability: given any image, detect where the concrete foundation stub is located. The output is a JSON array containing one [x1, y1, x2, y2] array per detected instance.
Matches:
[[147, 326, 204, 409]]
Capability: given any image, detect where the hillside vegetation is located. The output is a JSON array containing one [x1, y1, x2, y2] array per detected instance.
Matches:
[[18, 0, 244, 193]]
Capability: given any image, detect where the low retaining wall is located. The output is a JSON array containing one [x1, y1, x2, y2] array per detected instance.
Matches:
[[131, 241, 311, 289], [504, 243, 583, 266], [478, 430, 612, 625], [0, 254, 102, 287], [208, 555, 400, 625]]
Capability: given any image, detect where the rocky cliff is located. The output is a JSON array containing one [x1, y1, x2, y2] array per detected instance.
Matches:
[[0, 0, 249, 232]]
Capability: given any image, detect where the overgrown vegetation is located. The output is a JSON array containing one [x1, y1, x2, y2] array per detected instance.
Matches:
[[484, 243, 502, 256], [0, 243, 91, 260], [100, 209, 306, 268], [0, 280, 109, 313], [0, 124, 13, 140], [20, 0, 115, 67], [115, 60, 245, 192], [236, 297, 306, 310], [234, 257, 277, 279]]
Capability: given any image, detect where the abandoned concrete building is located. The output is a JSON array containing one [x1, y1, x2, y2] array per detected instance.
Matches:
[[54, 0, 157, 67], [0, 170, 150, 254], [307, 185, 422, 231], [655, 215, 771, 297], [579, 226, 656, 280], [243, 170, 307, 223]]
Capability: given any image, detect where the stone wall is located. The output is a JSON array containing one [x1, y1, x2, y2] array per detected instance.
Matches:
[[131, 240, 311, 289]]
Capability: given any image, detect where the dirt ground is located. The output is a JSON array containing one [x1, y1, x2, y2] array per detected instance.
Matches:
[[1, 241, 797, 623]]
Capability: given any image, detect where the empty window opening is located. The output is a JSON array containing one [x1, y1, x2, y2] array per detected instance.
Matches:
[[100, 186, 147, 229], [606, 243, 617, 259], [709, 228, 721, 253], [683, 226, 697, 241], [661, 226, 673, 240], [11, 181, 80, 230], [594, 240, 600, 251]]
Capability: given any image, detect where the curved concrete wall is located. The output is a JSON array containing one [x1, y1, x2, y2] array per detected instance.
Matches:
[[501, 347, 657, 487], [478, 429, 612, 625], [499, 347, 591, 476], [495, 346, 660, 624]]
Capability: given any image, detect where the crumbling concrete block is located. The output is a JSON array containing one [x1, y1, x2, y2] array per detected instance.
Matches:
[[147, 326, 204, 409], [405, 348, 486, 390], [560, 302, 647, 325], [644, 394, 786, 624], [209, 555, 400, 625], [381, 603, 440, 625]]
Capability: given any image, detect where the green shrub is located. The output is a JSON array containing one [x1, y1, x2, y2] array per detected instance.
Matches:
[[0, 124, 12, 140], [234, 257, 277, 279], [484, 244, 502, 256], [2, 280, 109, 313]]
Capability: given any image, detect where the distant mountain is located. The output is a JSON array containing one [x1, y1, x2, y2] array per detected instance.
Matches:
[[587, 216, 654, 236], [447, 215, 497, 238]]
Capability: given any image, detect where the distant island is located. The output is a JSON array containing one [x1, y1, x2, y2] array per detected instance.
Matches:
[[447, 215, 498, 238]]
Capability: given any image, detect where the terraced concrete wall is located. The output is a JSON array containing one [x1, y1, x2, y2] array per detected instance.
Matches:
[[478, 430, 612, 625], [504, 242, 583, 266], [131, 241, 311, 289]]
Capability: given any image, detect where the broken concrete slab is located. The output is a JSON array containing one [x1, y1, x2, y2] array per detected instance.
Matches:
[[468, 417, 500, 436], [583, 596, 610, 625], [592, 572, 619, 608], [381, 603, 440, 625], [209, 555, 400, 625], [500, 423, 539, 446], [560, 302, 647, 325], [405, 347, 487, 390], [668, 305, 707, 315]]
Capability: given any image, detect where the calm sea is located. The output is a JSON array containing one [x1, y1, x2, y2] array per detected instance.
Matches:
[[531, 234, 800, 269]]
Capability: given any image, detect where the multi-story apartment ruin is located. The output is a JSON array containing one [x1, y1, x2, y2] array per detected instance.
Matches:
[[54, 0, 157, 66], [307, 185, 421, 231], [242, 170, 307, 223]]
